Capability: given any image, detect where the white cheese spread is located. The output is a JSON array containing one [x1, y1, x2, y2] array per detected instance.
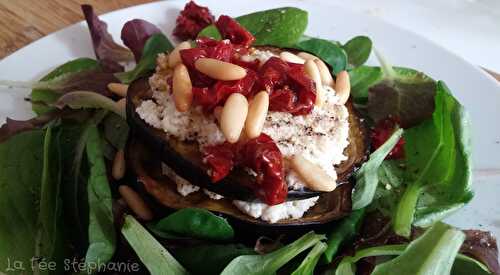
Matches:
[[233, 196, 320, 223]]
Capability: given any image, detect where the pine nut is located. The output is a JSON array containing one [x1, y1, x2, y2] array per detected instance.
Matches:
[[107, 83, 128, 97], [168, 41, 191, 68], [221, 93, 248, 143], [245, 91, 269, 139], [335, 70, 351, 105], [314, 59, 335, 87], [279, 51, 305, 64], [172, 64, 193, 112], [304, 60, 324, 106], [119, 185, 153, 221], [297, 52, 318, 61], [194, 58, 246, 81], [290, 154, 337, 192], [112, 149, 126, 180], [213, 106, 223, 121], [116, 98, 126, 114]]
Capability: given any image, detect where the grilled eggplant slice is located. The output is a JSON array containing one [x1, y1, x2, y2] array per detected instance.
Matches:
[[127, 137, 354, 226], [126, 77, 368, 202]]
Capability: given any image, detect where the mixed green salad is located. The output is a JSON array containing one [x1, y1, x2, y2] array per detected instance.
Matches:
[[0, 2, 498, 275]]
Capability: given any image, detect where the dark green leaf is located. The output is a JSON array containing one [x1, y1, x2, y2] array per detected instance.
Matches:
[[151, 208, 234, 241], [199, 7, 308, 48], [116, 33, 174, 84], [291, 242, 327, 275], [173, 244, 256, 275], [102, 113, 129, 150], [0, 130, 57, 272], [323, 209, 365, 264], [394, 82, 473, 237], [369, 160, 406, 216], [122, 215, 189, 275], [37, 125, 63, 259], [342, 36, 372, 67], [352, 128, 403, 210], [32, 58, 100, 115], [221, 232, 325, 275], [84, 125, 116, 272], [294, 37, 348, 74]]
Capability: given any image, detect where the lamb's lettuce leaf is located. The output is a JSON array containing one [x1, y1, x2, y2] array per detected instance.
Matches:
[[199, 7, 308, 48], [293, 37, 348, 74], [323, 209, 365, 264], [342, 36, 372, 67], [291, 242, 327, 275], [221, 232, 325, 275], [121, 215, 189, 275], [173, 244, 256, 275], [151, 208, 234, 241], [352, 128, 403, 210]]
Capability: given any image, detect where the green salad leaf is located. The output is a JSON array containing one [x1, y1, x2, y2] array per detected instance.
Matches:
[[151, 208, 235, 241], [352, 128, 403, 210], [332, 224, 491, 275], [291, 242, 327, 275], [0, 129, 62, 273], [372, 222, 465, 275], [323, 209, 365, 264], [199, 7, 308, 48], [173, 244, 256, 275], [394, 82, 473, 237], [348, 66, 383, 103], [294, 37, 348, 74], [37, 125, 63, 261], [121, 215, 189, 275], [84, 125, 116, 272], [342, 36, 372, 67], [32, 58, 100, 115], [221, 232, 325, 275], [102, 112, 129, 150], [116, 33, 173, 84]]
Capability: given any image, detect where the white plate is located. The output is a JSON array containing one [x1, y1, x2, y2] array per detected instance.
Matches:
[[1, 0, 499, 239]]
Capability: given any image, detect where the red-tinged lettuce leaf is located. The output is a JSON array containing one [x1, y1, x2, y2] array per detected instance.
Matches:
[[367, 69, 436, 128], [81, 4, 133, 63], [0, 110, 91, 143], [461, 230, 500, 275], [55, 91, 125, 118], [33, 69, 116, 96], [121, 19, 162, 62]]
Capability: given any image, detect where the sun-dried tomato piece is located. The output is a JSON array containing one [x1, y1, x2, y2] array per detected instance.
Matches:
[[239, 134, 287, 205], [196, 37, 234, 62], [201, 133, 287, 205], [173, 1, 215, 40], [202, 143, 237, 182], [215, 15, 255, 47], [179, 48, 215, 87], [371, 118, 405, 159]]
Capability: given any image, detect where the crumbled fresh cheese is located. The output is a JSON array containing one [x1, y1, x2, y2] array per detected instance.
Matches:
[[161, 163, 199, 196], [264, 88, 349, 189], [233, 196, 320, 223], [240, 49, 277, 64], [203, 189, 224, 200], [137, 90, 225, 148]]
